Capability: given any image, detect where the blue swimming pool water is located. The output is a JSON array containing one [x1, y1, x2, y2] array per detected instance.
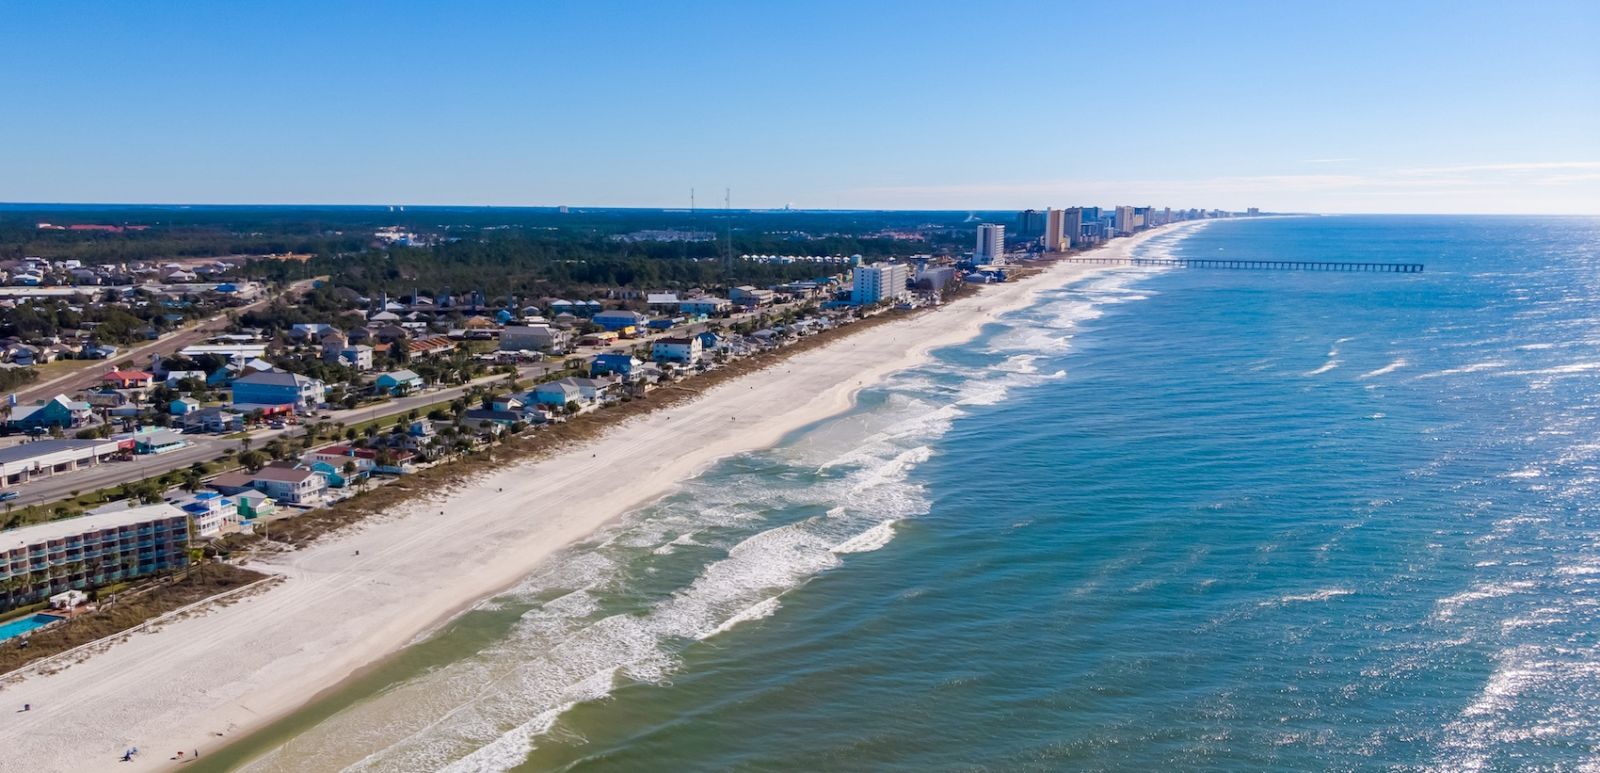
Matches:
[[0, 613, 60, 642]]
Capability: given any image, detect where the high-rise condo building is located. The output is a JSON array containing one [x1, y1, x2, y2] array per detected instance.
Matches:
[[1060, 207, 1083, 248], [1114, 205, 1137, 236], [1043, 208, 1067, 252], [851, 263, 911, 305], [976, 223, 1005, 264], [1014, 209, 1044, 241]]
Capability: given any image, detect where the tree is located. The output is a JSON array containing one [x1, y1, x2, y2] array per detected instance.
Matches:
[[239, 450, 268, 472], [181, 465, 205, 492]]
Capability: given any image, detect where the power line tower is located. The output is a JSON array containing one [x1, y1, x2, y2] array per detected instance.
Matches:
[[723, 187, 734, 272]]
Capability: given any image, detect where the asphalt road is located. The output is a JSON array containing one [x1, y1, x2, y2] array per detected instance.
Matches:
[[3, 300, 792, 510], [13, 279, 319, 404]]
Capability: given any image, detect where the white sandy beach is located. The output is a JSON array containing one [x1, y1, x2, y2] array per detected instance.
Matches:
[[0, 224, 1196, 772]]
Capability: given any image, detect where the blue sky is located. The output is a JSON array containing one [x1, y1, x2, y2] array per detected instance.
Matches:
[[2, 1, 1596, 213]]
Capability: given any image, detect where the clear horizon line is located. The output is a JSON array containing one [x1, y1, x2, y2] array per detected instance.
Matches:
[[3, 200, 1598, 217]]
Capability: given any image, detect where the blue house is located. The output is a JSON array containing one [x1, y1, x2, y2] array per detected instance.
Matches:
[[589, 353, 642, 378], [591, 310, 648, 332], [696, 331, 721, 351], [5, 395, 91, 429], [170, 397, 200, 415], [231, 370, 326, 410], [374, 369, 424, 396]]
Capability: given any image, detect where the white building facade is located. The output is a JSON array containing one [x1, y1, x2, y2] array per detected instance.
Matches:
[[976, 223, 1005, 263], [851, 263, 910, 305]]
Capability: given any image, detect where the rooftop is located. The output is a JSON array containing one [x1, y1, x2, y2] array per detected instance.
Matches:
[[1, 503, 187, 551], [0, 439, 113, 464]]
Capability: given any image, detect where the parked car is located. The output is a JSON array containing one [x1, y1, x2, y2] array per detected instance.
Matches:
[[0, 491, 20, 502]]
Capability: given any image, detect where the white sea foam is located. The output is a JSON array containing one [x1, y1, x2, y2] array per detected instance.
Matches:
[[1414, 361, 1511, 380], [1359, 358, 1408, 379], [1262, 588, 1354, 606], [1304, 359, 1339, 376], [705, 595, 783, 637], [832, 520, 899, 554], [246, 237, 1186, 773], [1434, 580, 1536, 620]]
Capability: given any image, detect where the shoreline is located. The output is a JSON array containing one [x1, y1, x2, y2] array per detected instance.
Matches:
[[0, 223, 1202, 772]]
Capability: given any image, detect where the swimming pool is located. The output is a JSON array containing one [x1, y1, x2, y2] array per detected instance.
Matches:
[[0, 613, 62, 643]]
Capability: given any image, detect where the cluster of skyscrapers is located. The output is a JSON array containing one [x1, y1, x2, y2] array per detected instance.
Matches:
[[988, 205, 1249, 258]]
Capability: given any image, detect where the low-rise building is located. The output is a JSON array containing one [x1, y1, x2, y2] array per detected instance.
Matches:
[[730, 286, 775, 306], [590, 353, 643, 378], [5, 394, 92, 430], [651, 336, 703, 365], [374, 369, 424, 396], [246, 465, 329, 505], [326, 344, 374, 370], [176, 491, 238, 538], [500, 324, 569, 353], [231, 370, 325, 411], [679, 297, 731, 316], [102, 369, 155, 390], [0, 503, 190, 612], [181, 407, 244, 434], [592, 310, 648, 332], [0, 439, 123, 489]]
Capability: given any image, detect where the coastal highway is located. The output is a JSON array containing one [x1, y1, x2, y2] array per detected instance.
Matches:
[[12, 278, 320, 404], [3, 301, 796, 510]]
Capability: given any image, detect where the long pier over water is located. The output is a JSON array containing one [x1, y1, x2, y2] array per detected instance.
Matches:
[[1060, 257, 1424, 273]]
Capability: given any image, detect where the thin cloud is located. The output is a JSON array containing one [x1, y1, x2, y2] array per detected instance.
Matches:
[[1302, 158, 1358, 164], [1394, 161, 1600, 175]]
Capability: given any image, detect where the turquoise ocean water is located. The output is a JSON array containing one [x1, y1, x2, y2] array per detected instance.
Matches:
[[223, 215, 1600, 772]]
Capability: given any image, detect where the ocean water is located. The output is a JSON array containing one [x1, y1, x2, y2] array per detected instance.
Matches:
[[210, 215, 1600, 772]]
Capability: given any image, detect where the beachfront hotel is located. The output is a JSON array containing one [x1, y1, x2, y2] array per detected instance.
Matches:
[[851, 263, 910, 305], [975, 223, 1005, 264], [0, 504, 191, 612]]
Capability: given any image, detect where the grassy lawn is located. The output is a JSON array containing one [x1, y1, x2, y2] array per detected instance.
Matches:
[[2, 458, 240, 530]]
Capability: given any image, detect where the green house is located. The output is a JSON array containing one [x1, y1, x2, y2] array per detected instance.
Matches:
[[235, 490, 277, 519]]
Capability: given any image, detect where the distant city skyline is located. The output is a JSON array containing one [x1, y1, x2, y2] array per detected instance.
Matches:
[[1, 1, 1596, 214]]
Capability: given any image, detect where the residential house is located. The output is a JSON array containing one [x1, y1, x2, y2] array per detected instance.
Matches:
[[327, 343, 374, 370], [182, 406, 244, 434], [231, 370, 325, 411], [590, 353, 642, 378], [102, 369, 155, 390], [234, 490, 276, 519], [679, 297, 731, 316], [5, 394, 92, 429], [532, 376, 618, 409], [374, 369, 424, 395], [177, 491, 238, 538], [170, 397, 200, 415], [500, 324, 569, 353], [651, 336, 703, 365], [247, 465, 328, 505], [591, 310, 648, 333]]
